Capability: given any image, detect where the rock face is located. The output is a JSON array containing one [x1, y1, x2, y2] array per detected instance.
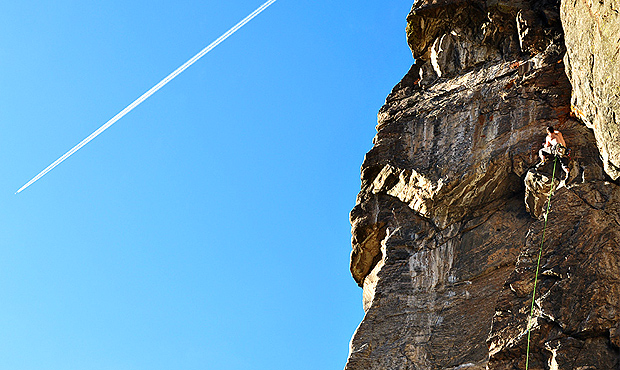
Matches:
[[346, 0, 620, 369], [488, 181, 620, 369], [561, 0, 620, 180]]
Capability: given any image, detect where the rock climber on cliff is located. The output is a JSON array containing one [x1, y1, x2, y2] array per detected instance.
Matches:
[[537, 126, 570, 178]]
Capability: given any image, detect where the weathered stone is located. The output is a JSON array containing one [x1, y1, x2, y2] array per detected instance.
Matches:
[[350, 6, 573, 286], [561, 0, 620, 179], [346, 0, 620, 369], [524, 164, 562, 219], [347, 197, 529, 369], [516, 10, 547, 54], [524, 118, 606, 218], [487, 181, 620, 369]]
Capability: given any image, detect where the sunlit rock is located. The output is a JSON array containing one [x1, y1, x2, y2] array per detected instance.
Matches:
[[346, 0, 620, 368]]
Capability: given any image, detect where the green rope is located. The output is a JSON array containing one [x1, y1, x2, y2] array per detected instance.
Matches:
[[525, 156, 558, 370]]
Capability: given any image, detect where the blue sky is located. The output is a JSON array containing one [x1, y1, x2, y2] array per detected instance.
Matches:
[[1, 1, 413, 369]]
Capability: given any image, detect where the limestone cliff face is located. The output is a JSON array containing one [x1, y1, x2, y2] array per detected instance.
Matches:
[[346, 0, 620, 369]]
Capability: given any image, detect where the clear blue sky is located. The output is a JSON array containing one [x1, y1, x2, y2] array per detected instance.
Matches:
[[0, 1, 413, 369]]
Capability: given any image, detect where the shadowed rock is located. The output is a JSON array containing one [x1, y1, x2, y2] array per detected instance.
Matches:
[[487, 181, 620, 369]]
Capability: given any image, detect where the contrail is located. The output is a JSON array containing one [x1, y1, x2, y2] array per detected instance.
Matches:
[[16, 0, 277, 194]]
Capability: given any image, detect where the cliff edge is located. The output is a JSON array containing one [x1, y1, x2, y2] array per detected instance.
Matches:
[[346, 0, 620, 368]]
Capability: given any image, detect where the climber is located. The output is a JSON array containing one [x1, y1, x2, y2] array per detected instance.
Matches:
[[537, 126, 570, 178]]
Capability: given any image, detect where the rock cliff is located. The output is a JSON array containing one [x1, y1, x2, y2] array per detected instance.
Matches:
[[561, 0, 620, 180], [346, 0, 620, 369]]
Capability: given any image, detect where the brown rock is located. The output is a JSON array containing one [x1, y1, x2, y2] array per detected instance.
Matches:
[[524, 118, 606, 219], [487, 181, 620, 369], [346, 0, 620, 369]]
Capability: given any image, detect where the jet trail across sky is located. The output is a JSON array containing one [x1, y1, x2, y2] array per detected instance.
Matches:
[[16, 0, 277, 194]]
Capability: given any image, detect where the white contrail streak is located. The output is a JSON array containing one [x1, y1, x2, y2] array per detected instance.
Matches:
[[16, 0, 277, 194]]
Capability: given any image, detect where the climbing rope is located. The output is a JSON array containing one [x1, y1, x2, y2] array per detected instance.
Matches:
[[525, 155, 558, 370]]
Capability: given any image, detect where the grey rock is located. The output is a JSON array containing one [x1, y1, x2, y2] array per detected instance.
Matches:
[[561, 0, 620, 180]]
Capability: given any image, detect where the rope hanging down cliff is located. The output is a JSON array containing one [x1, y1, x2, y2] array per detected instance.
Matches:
[[525, 155, 558, 370]]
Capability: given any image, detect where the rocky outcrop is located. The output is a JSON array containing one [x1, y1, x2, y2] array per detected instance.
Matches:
[[523, 117, 605, 218], [346, 0, 620, 369], [523, 162, 562, 219], [561, 0, 620, 180], [487, 181, 620, 369]]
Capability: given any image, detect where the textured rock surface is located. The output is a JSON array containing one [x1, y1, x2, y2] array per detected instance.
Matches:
[[487, 181, 620, 369], [523, 118, 604, 218], [523, 163, 562, 219], [561, 0, 620, 180], [346, 0, 620, 369]]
